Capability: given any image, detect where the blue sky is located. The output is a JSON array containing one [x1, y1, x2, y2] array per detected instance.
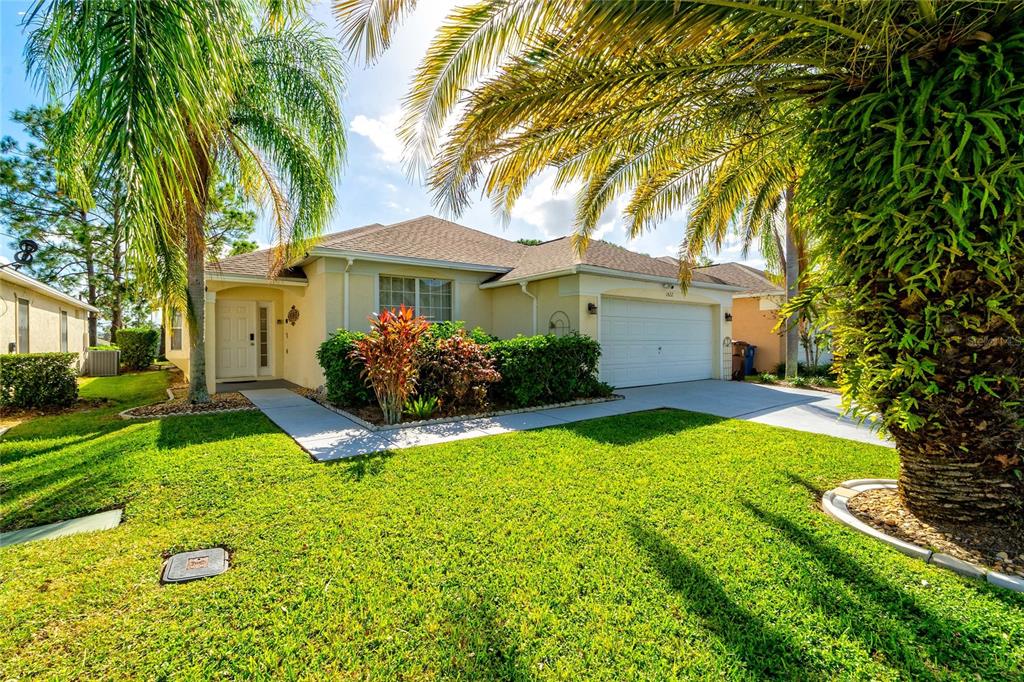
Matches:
[[0, 0, 763, 269]]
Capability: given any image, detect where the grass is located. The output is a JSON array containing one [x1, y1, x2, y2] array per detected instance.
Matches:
[[1, 372, 1021, 679]]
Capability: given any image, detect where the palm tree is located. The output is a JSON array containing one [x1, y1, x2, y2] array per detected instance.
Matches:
[[26, 2, 345, 402], [336, 1, 1024, 523]]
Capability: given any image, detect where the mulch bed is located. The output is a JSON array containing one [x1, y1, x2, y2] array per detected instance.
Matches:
[[1, 398, 112, 427], [848, 488, 1024, 577], [124, 391, 254, 417], [293, 387, 502, 426]]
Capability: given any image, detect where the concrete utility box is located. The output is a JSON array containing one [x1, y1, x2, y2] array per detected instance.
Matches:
[[85, 349, 120, 376]]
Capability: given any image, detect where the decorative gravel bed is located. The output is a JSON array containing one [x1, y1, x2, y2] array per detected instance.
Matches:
[[121, 391, 256, 419], [848, 487, 1024, 577], [293, 386, 623, 431]]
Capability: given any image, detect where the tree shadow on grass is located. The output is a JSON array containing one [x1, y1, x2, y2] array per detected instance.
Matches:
[[628, 518, 816, 679], [741, 501, 1019, 678], [323, 450, 395, 482], [154, 410, 281, 450], [564, 408, 727, 446]]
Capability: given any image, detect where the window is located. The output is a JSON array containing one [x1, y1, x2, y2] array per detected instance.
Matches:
[[60, 311, 68, 352], [17, 298, 29, 352], [378, 275, 453, 321], [418, 278, 452, 321], [258, 306, 269, 368], [170, 309, 183, 351]]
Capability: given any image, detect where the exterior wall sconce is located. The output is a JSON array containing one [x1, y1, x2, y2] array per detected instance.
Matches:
[[587, 302, 598, 315], [287, 305, 300, 326], [724, 312, 733, 322]]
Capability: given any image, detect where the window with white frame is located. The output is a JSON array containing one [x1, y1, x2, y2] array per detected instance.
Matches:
[[60, 310, 68, 352], [170, 309, 183, 351], [17, 298, 29, 352], [378, 275, 453, 321]]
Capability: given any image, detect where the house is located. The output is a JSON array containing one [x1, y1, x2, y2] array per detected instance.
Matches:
[[694, 262, 834, 373], [1, 265, 97, 359], [695, 263, 788, 373], [167, 216, 745, 393]]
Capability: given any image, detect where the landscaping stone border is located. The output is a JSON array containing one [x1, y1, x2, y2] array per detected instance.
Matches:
[[302, 392, 625, 432], [822, 479, 1024, 592]]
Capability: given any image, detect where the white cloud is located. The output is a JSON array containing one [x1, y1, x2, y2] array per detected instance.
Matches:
[[508, 173, 584, 239], [350, 110, 404, 165]]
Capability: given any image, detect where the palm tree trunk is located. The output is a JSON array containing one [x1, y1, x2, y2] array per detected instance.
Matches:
[[894, 422, 1023, 523], [783, 184, 799, 379], [186, 139, 212, 404]]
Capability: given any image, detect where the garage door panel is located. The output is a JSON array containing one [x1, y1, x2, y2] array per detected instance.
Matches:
[[600, 297, 714, 388]]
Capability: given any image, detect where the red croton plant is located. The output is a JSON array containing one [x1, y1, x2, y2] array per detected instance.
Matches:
[[349, 305, 429, 424]]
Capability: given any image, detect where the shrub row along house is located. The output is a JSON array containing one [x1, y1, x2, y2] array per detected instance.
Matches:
[[165, 215, 783, 393]]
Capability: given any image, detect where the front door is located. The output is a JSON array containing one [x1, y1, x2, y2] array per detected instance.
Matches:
[[216, 300, 257, 380]]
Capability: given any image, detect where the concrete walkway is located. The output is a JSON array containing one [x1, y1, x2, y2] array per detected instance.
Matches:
[[243, 381, 890, 462]]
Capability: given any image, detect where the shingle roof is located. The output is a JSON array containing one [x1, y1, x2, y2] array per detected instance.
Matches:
[[208, 215, 736, 288], [487, 238, 726, 285], [207, 249, 307, 280], [695, 262, 782, 294]]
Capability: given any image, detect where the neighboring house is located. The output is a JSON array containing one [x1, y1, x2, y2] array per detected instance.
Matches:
[[167, 215, 744, 393], [695, 262, 833, 373], [1, 265, 97, 360]]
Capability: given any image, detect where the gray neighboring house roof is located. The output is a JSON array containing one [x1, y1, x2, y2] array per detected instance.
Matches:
[[0, 264, 99, 312], [694, 262, 784, 295], [208, 215, 737, 289]]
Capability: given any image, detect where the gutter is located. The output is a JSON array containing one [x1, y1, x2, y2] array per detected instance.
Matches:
[[519, 282, 538, 335]]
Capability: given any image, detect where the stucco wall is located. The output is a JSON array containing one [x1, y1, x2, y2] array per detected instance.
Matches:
[[1, 279, 89, 360], [731, 296, 785, 373]]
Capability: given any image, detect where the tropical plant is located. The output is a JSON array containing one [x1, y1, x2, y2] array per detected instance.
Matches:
[[350, 306, 430, 424], [337, 1, 1024, 523], [417, 332, 500, 414], [26, 2, 345, 403], [404, 395, 439, 420]]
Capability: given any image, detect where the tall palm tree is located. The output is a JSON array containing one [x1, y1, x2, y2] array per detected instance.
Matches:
[[336, 0, 1024, 523], [26, 1, 345, 402]]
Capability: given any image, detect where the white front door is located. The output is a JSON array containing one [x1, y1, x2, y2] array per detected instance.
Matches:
[[600, 297, 714, 388], [216, 301, 257, 380]]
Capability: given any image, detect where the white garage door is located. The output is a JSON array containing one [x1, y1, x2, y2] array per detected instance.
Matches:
[[600, 297, 714, 388]]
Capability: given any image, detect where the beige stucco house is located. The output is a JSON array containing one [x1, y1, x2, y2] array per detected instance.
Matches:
[[167, 216, 746, 394], [1, 265, 96, 359]]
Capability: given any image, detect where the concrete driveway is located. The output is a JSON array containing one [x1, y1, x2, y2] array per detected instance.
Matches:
[[619, 380, 890, 447], [244, 379, 890, 461]]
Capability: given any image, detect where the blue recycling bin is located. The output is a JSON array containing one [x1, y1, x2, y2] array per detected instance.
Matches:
[[743, 345, 757, 376]]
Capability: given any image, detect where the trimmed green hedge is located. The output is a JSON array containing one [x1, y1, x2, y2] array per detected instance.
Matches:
[[114, 327, 159, 371], [318, 328, 609, 410], [0, 352, 79, 409], [317, 329, 372, 407], [488, 333, 609, 408]]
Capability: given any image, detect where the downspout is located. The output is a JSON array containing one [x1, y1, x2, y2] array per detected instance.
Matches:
[[343, 257, 355, 330], [519, 281, 537, 335]]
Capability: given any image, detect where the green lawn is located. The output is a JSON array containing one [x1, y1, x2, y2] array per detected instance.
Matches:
[[1, 372, 1021, 679]]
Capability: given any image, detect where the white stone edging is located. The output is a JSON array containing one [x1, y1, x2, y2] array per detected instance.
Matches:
[[822, 478, 1023, 592], [303, 393, 625, 432], [119, 405, 260, 420]]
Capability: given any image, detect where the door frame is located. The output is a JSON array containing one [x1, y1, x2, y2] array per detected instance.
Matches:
[[215, 299, 258, 381]]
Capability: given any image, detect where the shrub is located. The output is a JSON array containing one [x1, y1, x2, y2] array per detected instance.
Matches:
[[422, 320, 495, 345], [114, 327, 159, 370], [404, 395, 439, 420], [350, 306, 429, 424], [789, 375, 810, 388], [317, 329, 371, 407], [756, 373, 779, 385], [488, 333, 603, 407], [417, 332, 500, 414], [0, 353, 79, 409]]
